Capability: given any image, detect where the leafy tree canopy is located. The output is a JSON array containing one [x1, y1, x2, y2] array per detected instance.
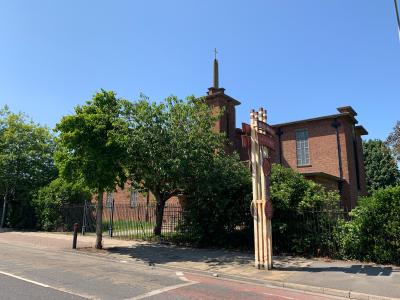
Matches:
[[122, 95, 224, 235], [0, 106, 56, 227], [270, 164, 340, 212], [387, 121, 400, 162], [363, 139, 400, 193], [55, 90, 128, 191]]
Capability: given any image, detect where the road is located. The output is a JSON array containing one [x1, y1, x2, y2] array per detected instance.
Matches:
[[0, 234, 340, 300]]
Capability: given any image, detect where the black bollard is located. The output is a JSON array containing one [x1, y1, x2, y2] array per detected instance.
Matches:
[[72, 223, 79, 249]]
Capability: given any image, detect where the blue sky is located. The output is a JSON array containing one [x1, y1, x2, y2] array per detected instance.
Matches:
[[0, 1, 399, 140]]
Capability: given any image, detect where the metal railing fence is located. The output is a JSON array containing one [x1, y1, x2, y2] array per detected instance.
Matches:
[[61, 202, 188, 241], [60, 203, 350, 256], [272, 209, 351, 257]]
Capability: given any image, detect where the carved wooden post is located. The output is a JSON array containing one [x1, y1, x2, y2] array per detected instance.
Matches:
[[249, 108, 273, 270]]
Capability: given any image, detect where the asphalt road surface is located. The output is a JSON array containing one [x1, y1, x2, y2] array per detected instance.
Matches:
[[0, 235, 340, 300]]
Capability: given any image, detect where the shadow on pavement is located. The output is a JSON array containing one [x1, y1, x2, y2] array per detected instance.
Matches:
[[106, 243, 398, 277], [107, 243, 254, 267], [274, 264, 396, 276]]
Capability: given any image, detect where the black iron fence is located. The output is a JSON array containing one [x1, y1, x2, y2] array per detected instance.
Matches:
[[60, 203, 350, 256], [61, 202, 186, 241], [272, 209, 351, 257], [0, 198, 3, 227]]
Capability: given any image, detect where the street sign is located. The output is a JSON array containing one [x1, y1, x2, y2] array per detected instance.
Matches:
[[265, 201, 273, 219], [242, 123, 275, 151], [242, 123, 251, 135], [257, 132, 275, 151], [257, 120, 276, 136], [241, 135, 251, 149], [262, 158, 271, 176]]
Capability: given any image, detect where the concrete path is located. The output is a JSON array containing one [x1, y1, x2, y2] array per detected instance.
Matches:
[[1, 231, 399, 299]]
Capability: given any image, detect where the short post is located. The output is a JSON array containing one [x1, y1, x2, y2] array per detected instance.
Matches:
[[72, 223, 79, 249]]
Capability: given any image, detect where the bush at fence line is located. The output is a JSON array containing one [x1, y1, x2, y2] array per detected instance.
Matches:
[[334, 186, 400, 264], [270, 164, 341, 256], [182, 153, 253, 247], [33, 178, 91, 230]]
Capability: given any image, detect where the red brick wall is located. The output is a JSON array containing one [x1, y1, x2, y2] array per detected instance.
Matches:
[[97, 182, 181, 207], [271, 116, 367, 209], [274, 118, 340, 176]]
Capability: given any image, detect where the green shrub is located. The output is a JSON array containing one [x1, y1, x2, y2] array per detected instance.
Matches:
[[33, 178, 91, 230], [335, 186, 400, 264], [270, 164, 341, 256], [182, 153, 252, 247], [182, 162, 341, 251]]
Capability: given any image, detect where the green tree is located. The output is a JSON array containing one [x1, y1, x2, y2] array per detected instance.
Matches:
[[387, 121, 400, 162], [55, 90, 128, 249], [182, 152, 252, 247], [33, 178, 91, 231], [0, 107, 56, 228], [122, 95, 223, 236], [363, 139, 400, 193]]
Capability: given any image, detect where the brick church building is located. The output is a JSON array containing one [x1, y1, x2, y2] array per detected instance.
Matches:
[[208, 57, 368, 209], [107, 57, 368, 210]]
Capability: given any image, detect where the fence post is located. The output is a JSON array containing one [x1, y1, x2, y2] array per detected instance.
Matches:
[[81, 200, 87, 235], [108, 198, 114, 237], [1, 194, 7, 228], [145, 192, 149, 222], [72, 223, 79, 249]]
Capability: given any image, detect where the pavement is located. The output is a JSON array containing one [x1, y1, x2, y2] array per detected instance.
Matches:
[[0, 230, 399, 300]]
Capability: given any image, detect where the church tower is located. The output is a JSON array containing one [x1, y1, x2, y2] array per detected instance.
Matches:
[[205, 50, 241, 151]]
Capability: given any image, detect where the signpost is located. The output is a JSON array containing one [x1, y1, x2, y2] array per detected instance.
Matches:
[[242, 108, 274, 270]]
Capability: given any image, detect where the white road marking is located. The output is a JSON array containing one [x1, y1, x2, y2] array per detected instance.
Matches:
[[0, 270, 50, 288], [126, 272, 198, 300], [0, 270, 97, 299], [179, 276, 191, 282], [263, 292, 295, 300], [125, 281, 197, 300]]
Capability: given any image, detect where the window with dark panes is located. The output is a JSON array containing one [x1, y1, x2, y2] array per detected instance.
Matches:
[[106, 192, 113, 208], [130, 190, 138, 208], [296, 129, 310, 166]]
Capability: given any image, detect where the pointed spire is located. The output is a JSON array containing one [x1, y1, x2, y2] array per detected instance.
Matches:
[[213, 48, 219, 88]]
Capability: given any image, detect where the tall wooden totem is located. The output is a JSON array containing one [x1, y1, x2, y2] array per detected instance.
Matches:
[[242, 107, 275, 269]]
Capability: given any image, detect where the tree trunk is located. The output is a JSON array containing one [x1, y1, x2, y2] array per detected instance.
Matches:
[[0, 193, 7, 228], [153, 195, 166, 236], [95, 191, 104, 249]]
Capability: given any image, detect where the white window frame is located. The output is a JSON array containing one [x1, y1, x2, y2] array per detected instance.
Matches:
[[296, 129, 310, 166], [130, 190, 138, 208], [106, 192, 113, 208]]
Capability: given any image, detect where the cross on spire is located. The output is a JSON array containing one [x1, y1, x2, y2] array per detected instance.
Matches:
[[213, 48, 219, 88]]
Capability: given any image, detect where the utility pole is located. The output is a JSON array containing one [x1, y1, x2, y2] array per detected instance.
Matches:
[[395, 0, 400, 39]]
